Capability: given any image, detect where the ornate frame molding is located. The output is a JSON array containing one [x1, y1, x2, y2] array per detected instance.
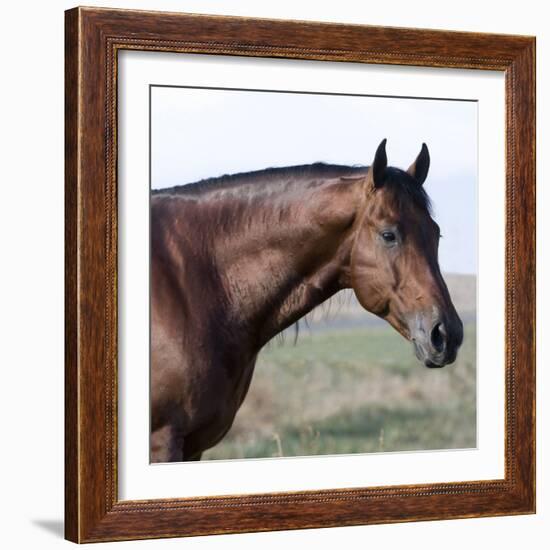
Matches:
[[65, 7, 535, 542]]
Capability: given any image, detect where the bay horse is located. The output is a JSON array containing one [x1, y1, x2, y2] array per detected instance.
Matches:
[[150, 140, 463, 462]]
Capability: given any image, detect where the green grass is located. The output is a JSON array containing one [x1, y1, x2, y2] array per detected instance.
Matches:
[[203, 323, 477, 460]]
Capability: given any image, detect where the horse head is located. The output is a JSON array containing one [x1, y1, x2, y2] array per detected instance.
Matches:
[[350, 139, 463, 368]]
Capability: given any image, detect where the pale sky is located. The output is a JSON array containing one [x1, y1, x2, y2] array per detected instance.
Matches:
[[151, 86, 477, 274]]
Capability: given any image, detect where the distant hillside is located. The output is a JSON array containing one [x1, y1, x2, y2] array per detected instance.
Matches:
[[443, 273, 476, 314]]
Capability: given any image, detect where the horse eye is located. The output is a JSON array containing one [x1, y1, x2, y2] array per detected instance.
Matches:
[[381, 231, 397, 243]]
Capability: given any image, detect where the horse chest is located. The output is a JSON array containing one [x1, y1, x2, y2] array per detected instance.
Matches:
[[183, 353, 258, 456], [205, 352, 257, 426]]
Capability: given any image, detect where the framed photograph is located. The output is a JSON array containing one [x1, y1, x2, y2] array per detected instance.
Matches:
[[65, 7, 535, 543]]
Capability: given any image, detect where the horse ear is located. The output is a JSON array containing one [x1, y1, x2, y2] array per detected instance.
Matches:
[[407, 143, 430, 185], [368, 138, 387, 189]]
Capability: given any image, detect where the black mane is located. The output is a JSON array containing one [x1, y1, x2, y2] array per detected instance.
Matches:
[[384, 167, 433, 214], [151, 163, 367, 196], [152, 162, 432, 214]]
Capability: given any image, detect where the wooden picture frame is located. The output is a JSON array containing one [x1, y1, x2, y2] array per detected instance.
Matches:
[[65, 6, 536, 543]]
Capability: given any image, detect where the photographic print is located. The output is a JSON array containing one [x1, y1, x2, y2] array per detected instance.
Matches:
[[65, 8, 535, 541], [149, 86, 477, 463]]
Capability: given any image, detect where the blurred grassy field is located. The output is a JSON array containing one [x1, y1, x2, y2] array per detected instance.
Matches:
[[203, 274, 476, 460]]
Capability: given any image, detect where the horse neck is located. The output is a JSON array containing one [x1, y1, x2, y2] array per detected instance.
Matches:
[[208, 176, 366, 347]]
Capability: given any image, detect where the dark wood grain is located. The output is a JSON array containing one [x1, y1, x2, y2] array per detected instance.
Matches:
[[64, 7, 79, 543], [64, 6, 536, 543]]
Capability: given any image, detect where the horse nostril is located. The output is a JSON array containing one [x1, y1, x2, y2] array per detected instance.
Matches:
[[430, 322, 446, 353]]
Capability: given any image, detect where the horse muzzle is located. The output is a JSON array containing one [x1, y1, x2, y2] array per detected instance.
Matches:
[[409, 309, 464, 368]]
